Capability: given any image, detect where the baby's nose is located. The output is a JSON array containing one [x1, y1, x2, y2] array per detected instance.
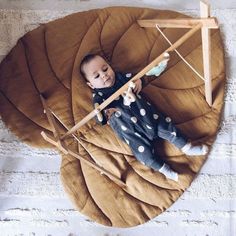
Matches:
[[102, 73, 107, 79]]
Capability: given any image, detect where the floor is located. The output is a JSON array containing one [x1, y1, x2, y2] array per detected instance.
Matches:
[[0, 1, 235, 235]]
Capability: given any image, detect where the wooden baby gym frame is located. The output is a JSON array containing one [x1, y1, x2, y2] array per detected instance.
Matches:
[[40, 0, 218, 187]]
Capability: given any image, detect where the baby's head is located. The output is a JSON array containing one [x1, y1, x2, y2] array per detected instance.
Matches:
[[80, 54, 115, 89]]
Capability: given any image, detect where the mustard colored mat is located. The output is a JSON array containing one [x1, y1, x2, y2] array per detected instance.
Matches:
[[0, 7, 225, 227]]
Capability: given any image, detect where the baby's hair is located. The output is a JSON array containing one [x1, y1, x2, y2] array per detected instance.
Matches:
[[80, 53, 110, 80], [80, 53, 98, 79]]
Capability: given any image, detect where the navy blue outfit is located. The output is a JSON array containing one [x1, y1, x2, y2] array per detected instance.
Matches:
[[93, 72, 188, 170]]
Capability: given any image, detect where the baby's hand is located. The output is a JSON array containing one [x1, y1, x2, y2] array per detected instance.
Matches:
[[105, 108, 119, 124], [133, 79, 142, 94]]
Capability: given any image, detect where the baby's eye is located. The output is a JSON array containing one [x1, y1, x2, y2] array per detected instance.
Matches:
[[103, 67, 108, 72], [94, 74, 99, 79]]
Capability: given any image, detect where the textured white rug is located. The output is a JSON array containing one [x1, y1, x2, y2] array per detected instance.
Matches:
[[0, 5, 235, 236]]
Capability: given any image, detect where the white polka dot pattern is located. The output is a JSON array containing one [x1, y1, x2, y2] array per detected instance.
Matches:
[[138, 146, 145, 152], [140, 109, 146, 116], [121, 125, 127, 131], [125, 139, 129, 145], [165, 117, 171, 122], [131, 117, 137, 123], [153, 114, 159, 120], [115, 111, 121, 117], [125, 73, 132, 78]]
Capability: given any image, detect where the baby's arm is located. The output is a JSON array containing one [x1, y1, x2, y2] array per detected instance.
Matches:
[[93, 93, 107, 125], [133, 78, 142, 94], [122, 73, 143, 95]]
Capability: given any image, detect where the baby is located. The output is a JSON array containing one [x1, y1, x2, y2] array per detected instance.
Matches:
[[80, 54, 208, 182]]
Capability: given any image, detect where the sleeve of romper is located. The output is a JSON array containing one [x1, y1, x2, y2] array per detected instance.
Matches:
[[93, 93, 107, 125], [119, 73, 144, 90], [123, 72, 145, 88]]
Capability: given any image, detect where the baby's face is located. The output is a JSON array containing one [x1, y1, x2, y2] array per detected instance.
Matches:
[[83, 56, 115, 89]]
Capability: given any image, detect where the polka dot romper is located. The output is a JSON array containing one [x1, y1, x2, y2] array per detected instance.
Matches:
[[92, 72, 188, 171]]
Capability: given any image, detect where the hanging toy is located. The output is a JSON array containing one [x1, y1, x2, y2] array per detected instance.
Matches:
[[122, 81, 136, 106], [145, 52, 170, 76]]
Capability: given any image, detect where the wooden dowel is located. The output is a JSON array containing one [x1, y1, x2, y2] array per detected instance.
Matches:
[[200, 0, 212, 106], [41, 131, 68, 154], [62, 23, 202, 139], [166, 23, 202, 52], [155, 24, 205, 81], [41, 131, 58, 146], [40, 95, 60, 140], [40, 94, 69, 153], [50, 110, 126, 187], [41, 130, 125, 186], [138, 17, 218, 29]]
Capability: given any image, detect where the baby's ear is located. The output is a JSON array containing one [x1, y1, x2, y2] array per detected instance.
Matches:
[[86, 82, 94, 89]]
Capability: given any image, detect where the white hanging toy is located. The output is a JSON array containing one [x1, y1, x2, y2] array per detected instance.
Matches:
[[122, 81, 136, 106]]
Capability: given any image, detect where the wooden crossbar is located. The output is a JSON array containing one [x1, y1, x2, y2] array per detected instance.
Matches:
[[137, 17, 218, 29], [62, 23, 202, 139]]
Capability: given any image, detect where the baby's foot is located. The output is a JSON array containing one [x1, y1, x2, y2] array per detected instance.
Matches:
[[181, 142, 209, 156], [159, 163, 178, 182]]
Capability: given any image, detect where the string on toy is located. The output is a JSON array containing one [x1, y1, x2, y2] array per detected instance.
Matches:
[[155, 24, 205, 81]]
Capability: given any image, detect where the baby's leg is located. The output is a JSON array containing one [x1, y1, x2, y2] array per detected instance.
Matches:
[[121, 130, 178, 182], [159, 163, 178, 182], [156, 115, 188, 149], [109, 111, 178, 181], [156, 115, 208, 156]]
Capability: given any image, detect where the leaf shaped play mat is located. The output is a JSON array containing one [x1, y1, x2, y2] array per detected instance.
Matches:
[[0, 7, 225, 227]]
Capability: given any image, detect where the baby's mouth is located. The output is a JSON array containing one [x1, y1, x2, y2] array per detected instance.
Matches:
[[104, 76, 115, 87], [104, 78, 111, 84]]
